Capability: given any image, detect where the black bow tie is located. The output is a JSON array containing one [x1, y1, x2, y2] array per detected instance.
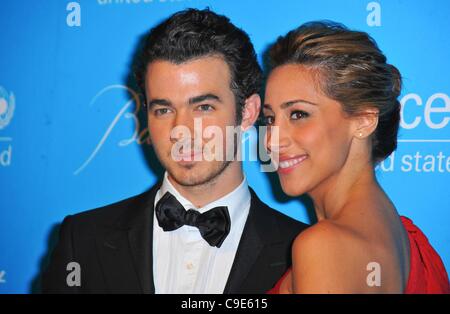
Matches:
[[155, 192, 231, 248]]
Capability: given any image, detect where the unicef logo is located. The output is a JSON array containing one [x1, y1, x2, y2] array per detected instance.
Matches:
[[0, 86, 15, 130]]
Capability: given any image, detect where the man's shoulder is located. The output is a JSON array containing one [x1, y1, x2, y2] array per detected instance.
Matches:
[[262, 200, 309, 231], [66, 185, 158, 228], [248, 187, 309, 232]]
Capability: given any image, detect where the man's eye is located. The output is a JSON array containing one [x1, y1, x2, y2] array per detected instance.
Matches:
[[154, 108, 171, 116], [290, 110, 309, 120], [263, 116, 275, 125], [197, 104, 214, 111]]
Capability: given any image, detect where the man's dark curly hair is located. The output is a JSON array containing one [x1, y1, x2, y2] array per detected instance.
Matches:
[[134, 8, 263, 124]]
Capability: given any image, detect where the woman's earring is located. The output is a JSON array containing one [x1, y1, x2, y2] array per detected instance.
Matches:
[[358, 132, 363, 138]]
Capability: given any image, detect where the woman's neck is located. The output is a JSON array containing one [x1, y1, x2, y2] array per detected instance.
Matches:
[[308, 157, 379, 221]]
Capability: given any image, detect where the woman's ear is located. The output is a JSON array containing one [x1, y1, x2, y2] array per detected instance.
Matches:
[[354, 108, 379, 139], [241, 94, 261, 131]]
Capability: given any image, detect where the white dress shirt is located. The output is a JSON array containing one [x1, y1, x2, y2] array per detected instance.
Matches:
[[153, 172, 251, 294]]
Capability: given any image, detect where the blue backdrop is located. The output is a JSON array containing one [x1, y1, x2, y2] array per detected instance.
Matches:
[[0, 0, 448, 293]]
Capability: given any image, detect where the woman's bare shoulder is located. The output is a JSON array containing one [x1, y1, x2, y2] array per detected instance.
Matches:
[[292, 219, 362, 252], [291, 220, 374, 293]]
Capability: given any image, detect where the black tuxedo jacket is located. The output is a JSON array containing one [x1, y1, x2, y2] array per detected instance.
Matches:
[[42, 183, 308, 293]]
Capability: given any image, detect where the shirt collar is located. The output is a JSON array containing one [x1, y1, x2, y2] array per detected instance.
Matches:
[[158, 171, 251, 226]]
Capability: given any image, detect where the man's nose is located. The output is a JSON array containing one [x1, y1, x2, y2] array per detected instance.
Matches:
[[170, 111, 200, 144]]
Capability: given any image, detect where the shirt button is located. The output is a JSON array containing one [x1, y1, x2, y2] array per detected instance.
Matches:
[[186, 262, 194, 270]]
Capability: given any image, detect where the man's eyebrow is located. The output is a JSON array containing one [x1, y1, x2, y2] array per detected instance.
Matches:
[[147, 94, 221, 108], [147, 98, 172, 108], [264, 99, 318, 110], [188, 93, 221, 105]]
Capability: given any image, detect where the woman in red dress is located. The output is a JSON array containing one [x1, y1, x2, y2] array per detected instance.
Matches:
[[263, 21, 449, 294]]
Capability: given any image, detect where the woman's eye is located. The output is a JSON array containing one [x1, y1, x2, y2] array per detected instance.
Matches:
[[197, 104, 214, 111], [290, 110, 309, 120], [263, 116, 275, 125], [154, 108, 171, 116]]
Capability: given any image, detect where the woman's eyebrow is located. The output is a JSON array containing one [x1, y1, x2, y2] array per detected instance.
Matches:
[[264, 99, 318, 110], [280, 99, 318, 109]]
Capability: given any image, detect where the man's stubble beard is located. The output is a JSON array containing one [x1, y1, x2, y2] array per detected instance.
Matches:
[[165, 132, 240, 189], [174, 159, 233, 187]]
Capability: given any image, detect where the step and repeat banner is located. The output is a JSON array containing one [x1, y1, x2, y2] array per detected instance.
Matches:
[[0, 0, 449, 293]]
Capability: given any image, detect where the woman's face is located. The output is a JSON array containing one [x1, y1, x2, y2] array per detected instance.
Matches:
[[263, 64, 356, 197]]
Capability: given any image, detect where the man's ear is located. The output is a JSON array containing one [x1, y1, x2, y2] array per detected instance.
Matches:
[[145, 127, 153, 146], [142, 97, 152, 145], [353, 108, 379, 139], [240, 93, 261, 131]]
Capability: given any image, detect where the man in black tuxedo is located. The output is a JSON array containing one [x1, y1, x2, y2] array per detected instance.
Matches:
[[42, 8, 308, 294]]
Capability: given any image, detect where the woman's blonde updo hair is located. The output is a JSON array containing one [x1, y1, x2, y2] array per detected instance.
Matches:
[[268, 21, 402, 162]]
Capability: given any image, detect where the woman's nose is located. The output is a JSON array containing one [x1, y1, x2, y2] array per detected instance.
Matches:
[[266, 124, 291, 154]]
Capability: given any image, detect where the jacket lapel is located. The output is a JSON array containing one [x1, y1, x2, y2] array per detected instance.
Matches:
[[223, 208, 264, 293], [127, 214, 154, 294], [96, 183, 160, 293], [224, 188, 283, 293]]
